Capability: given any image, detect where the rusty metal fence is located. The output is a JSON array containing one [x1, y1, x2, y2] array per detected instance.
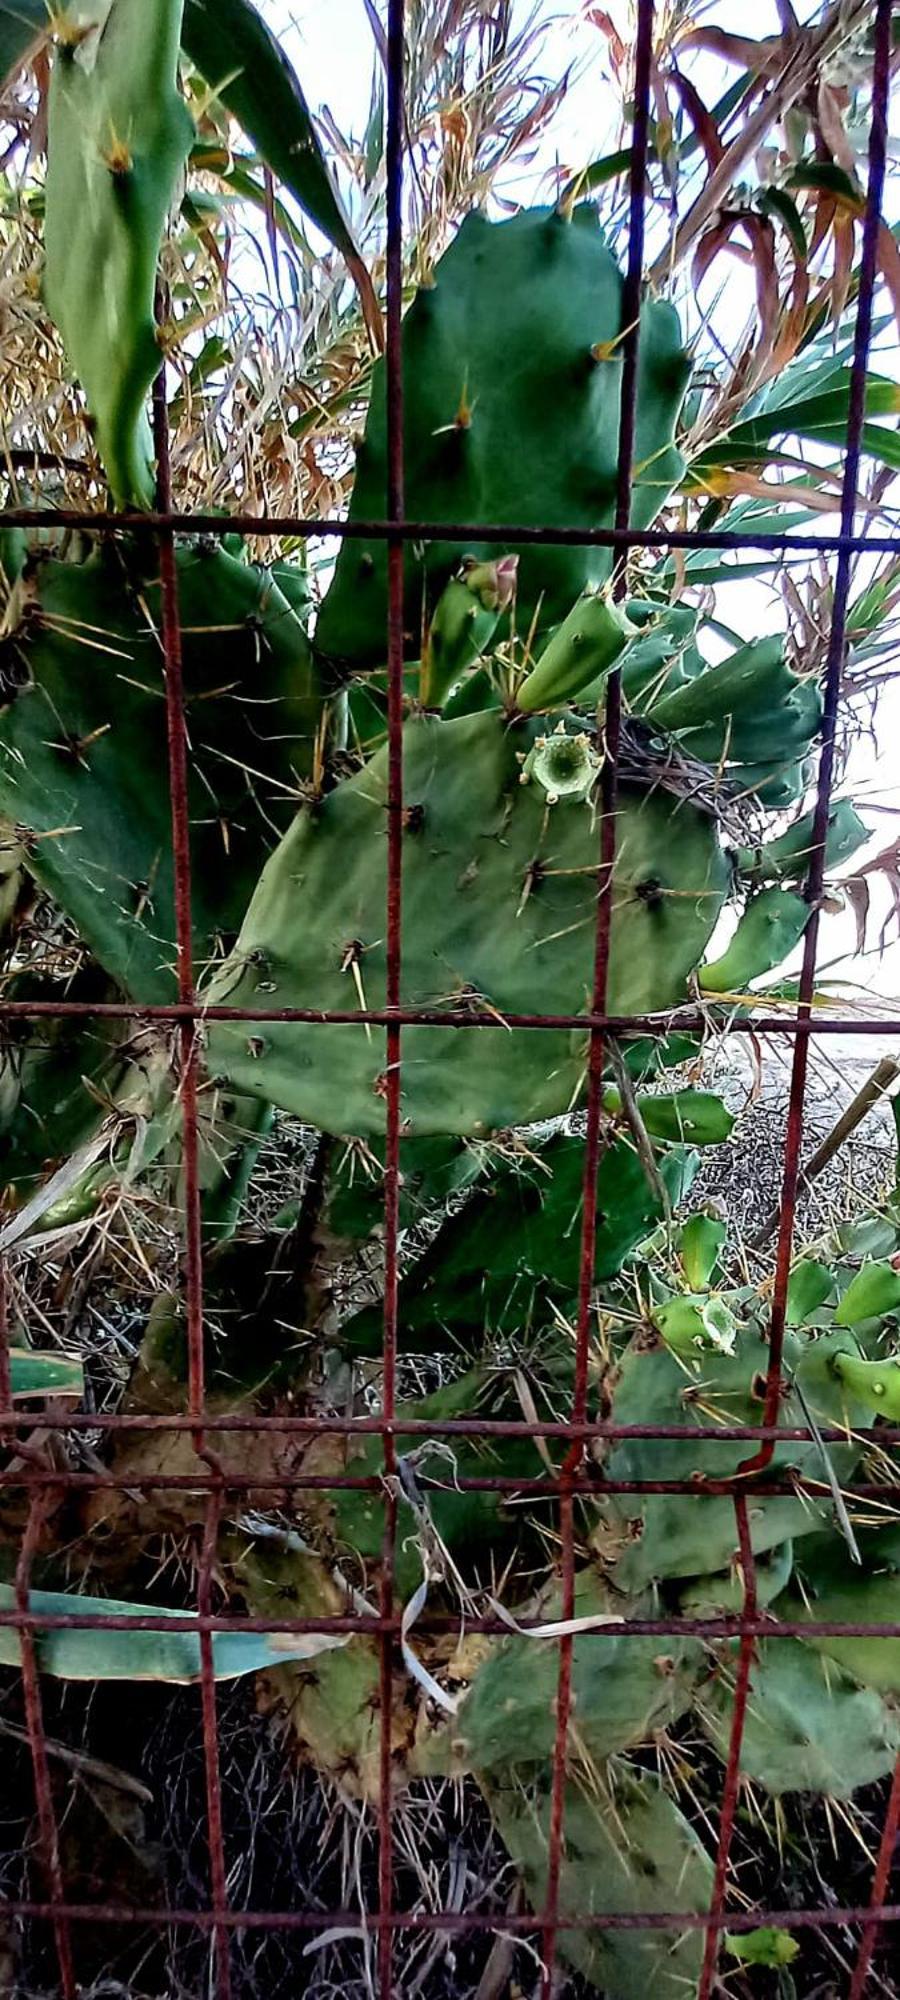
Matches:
[[0, 0, 898, 1995]]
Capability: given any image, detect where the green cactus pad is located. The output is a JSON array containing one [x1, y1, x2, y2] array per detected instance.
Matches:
[[443, 1572, 700, 1772], [0, 541, 321, 1000], [784, 1544, 900, 1695], [45, 0, 195, 507], [207, 710, 728, 1137], [315, 207, 689, 669], [0, 965, 130, 1195], [487, 1768, 713, 1999], [331, 1372, 549, 1600], [602, 1328, 869, 1585], [699, 1639, 900, 1797], [340, 1133, 696, 1357]]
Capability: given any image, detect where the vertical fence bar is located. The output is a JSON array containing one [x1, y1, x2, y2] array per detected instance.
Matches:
[[540, 4, 655, 1990], [739, 0, 893, 1483], [152, 364, 232, 2000], [849, 1750, 900, 1998], [697, 1497, 758, 1999], [378, 3, 406, 1993], [13, 1494, 75, 2000], [1, 1258, 75, 2000]]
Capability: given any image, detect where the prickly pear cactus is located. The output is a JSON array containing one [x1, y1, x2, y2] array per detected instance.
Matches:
[[0, 539, 322, 999], [487, 1768, 713, 2000], [315, 206, 690, 669], [45, 0, 194, 507], [206, 709, 729, 1135]]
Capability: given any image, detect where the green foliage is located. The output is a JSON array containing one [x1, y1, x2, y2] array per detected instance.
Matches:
[[488, 1769, 713, 2000], [9, 1349, 84, 1399], [315, 207, 689, 668], [207, 709, 728, 1135], [340, 1132, 697, 1356], [181, 0, 362, 266], [698, 1639, 900, 1797], [0, 540, 321, 1000], [45, 1, 195, 506], [0, 1582, 347, 1682]]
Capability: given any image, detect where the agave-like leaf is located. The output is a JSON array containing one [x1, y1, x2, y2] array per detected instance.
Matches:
[[9, 1350, 85, 1400], [0, 1584, 348, 1682], [182, 0, 381, 343], [0, 0, 47, 85]]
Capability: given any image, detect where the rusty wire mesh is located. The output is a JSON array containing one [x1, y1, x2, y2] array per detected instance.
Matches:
[[0, 1, 898, 1996]]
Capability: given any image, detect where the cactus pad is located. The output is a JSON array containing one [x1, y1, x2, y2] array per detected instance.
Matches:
[[207, 709, 728, 1136], [699, 1639, 900, 1797], [446, 1572, 700, 1771], [602, 1328, 869, 1585], [45, 0, 195, 507], [487, 1768, 713, 1999], [314, 207, 689, 669], [0, 540, 321, 1000]]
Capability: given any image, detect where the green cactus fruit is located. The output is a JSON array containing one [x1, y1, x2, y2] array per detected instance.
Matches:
[[678, 675, 823, 767], [601, 1086, 734, 1145], [699, 1639, 900, 1797], [736, 799, 868, 885], [207, 710, 728, 1137], [786, 1258, 835, 1325], [783, 1542, 900, 1695], [487, 1767, 713, 2000], [725, 1929, 799, 1969], [340, 1134, 696, 1359], [603, 1328, 869, 1586], [679, 1540, 794, 1617], [45, 0, 195, 507], [727, 756, 814, 809], [419, 556, 518, 709], [439, 1572, 700, 1773], [646, 636, 811, 735], [0, 540, 321, 1000], [515, 591, 633, 713], [314, 207, 689, 669], [618, 601, 702, 712], [654, 1291, 737, 1356], [833, 1260, 900, 1326], [831, 1350, 900, 1415], [698, 887, 810, 993], [678, 1214, 728, 1289]]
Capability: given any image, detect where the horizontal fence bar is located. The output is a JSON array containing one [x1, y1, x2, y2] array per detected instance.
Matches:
[[1, 1900, 897, 1939], [1, 1411, 897, 1443], [0, 1001, 897, 1035], [2, 1610, 899, 1641], [3, 1465, 898, 1502], [0, 506, 898, 554]]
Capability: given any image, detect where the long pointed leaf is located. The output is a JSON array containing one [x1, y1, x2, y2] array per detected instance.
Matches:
[[0, 1584, 348, 1682], [181, 0, 381, 345], [9, 1350, 85, 1400], [0, 1, 47, 86]]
